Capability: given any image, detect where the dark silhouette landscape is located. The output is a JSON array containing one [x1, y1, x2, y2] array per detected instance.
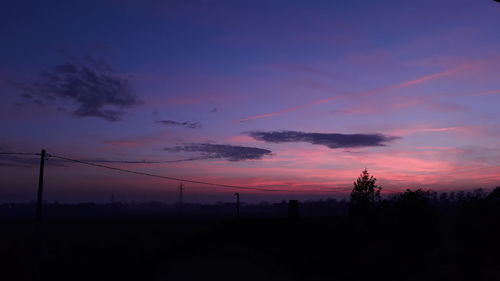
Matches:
[[2, 170, 500, 281], [2, 1, 500, 280]]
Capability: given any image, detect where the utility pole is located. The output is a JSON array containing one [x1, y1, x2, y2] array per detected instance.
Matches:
[[34, 149, 46, 280], [235, 192, 240, 220], [36, 149, 46, 224]]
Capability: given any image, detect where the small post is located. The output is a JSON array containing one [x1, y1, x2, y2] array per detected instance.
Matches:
[[36, 149, 46, 223], [235, 193, 240, 219], [288, 200, 299, 220]]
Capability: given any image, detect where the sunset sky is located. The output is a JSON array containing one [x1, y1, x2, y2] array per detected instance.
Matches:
[[1, 0, 500, 203]]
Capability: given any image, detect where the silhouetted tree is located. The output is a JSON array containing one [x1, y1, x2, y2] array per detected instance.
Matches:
[[439, 192, 449, 202], [398, 188, 432, 202], [487, 186, 500, 200], [396, 189, 435, 217], [350, 169, 382, 206], [349, 169, 382, 219], [388, 189, 438, 256]]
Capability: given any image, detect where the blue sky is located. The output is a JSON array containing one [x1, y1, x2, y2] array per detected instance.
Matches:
[[1, 0, 500, 203]]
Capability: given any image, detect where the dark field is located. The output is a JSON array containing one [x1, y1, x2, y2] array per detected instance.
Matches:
[[2, 194, 500, 281]]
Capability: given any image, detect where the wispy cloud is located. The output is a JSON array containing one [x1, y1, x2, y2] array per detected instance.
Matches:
[[235, 61, 482, 122], [248, 131, 399, 149], [388, 126, 471, 136], [164, 143, 272, 161], [235, 96, 343, 122], [475, 89, 500, 96], [20, 56, 140, 121], [390, 63, 470, 89], [156, 120, 202, 129]]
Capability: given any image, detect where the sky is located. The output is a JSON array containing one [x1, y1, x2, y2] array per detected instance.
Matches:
[[1, 0, 500, 203]]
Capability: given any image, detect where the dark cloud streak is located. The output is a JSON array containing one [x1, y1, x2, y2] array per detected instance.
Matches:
[[156, 120, 202, 129], [80, 157, 207, 164], [248, 131, 399, 149], [164, 143, 272, 161]]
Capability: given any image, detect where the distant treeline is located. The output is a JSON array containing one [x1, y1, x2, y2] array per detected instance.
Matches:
[[1, 187, 499, 219], [1, 187, 500, 280]]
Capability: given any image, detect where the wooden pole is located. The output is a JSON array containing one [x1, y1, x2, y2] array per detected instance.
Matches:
[[34, 149, 46, 280], [36, 149, 46, 223]]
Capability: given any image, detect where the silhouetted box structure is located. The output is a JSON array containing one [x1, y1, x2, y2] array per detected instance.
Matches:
[[288, 200, 299, 219]]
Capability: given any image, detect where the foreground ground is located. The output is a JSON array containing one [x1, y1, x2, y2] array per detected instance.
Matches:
[[2, 198, 500, 281]]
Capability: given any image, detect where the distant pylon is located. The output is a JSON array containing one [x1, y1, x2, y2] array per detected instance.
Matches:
[[235, 192, 240, 219]]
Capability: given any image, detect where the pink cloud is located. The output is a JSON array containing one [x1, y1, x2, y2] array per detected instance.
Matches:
[[161, 96, 208, 106], [390, 62, 477, 89], [387, 126, 472, 136], [234, 59, 487, 122], [101, 134, 167, 149], [415, 146, 455, 150], [225, 135, 260, 144], [424, 101, 466, 113], [476, 89, 500, 96], [402, 55, 480, 69], [333, 95, 428, 115], [234, 96, 343, 122], [40, 143, 500, 197], [261, 63, 336, 79]]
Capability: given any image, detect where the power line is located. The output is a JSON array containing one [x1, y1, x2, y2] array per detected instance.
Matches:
[[47, 153, 343, 193], [0, 152, 41, 156], [7, 150, 493, 194], [4, 150, 496, 179]]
